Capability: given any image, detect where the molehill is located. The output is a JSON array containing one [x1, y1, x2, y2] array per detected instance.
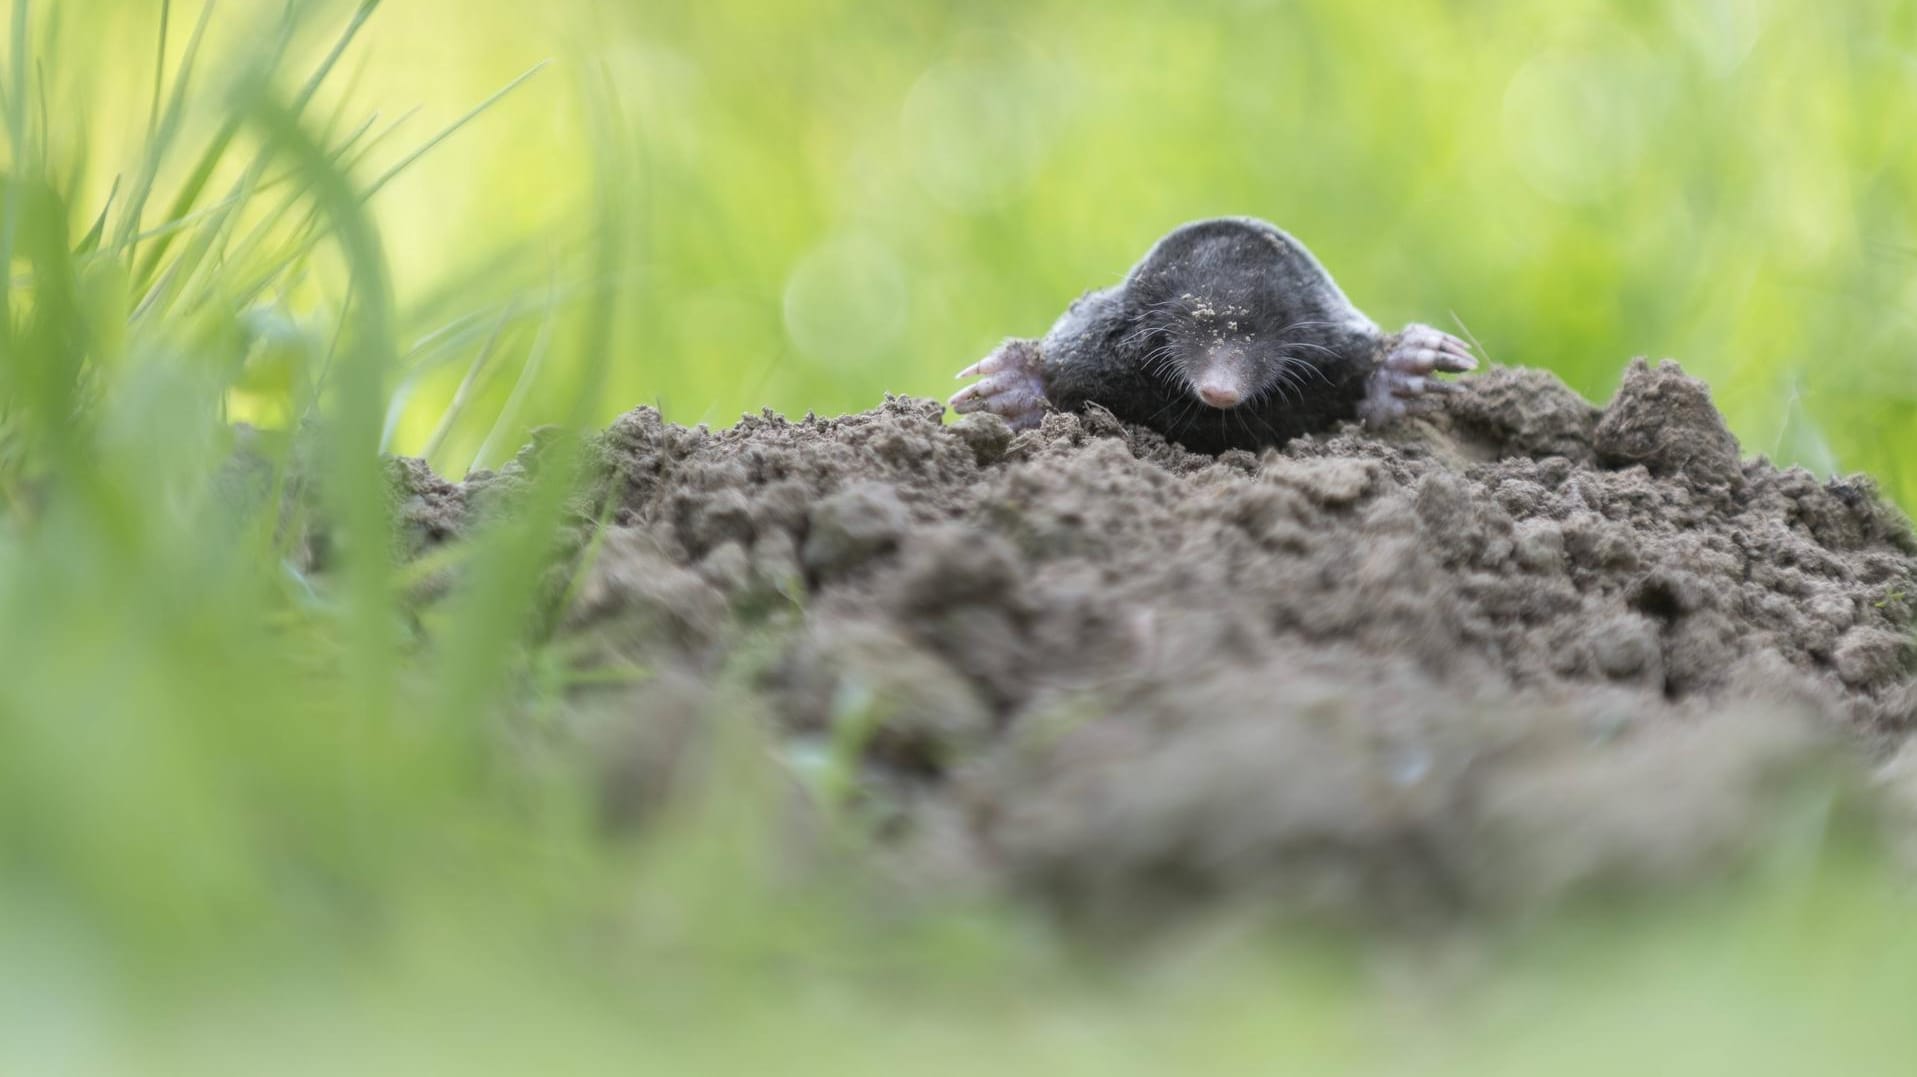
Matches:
[[387, 359, 1917, 925]]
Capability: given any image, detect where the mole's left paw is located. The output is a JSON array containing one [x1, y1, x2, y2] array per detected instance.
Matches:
[[1359, 323, 1477, 426], [949, 339, 1050, 431]]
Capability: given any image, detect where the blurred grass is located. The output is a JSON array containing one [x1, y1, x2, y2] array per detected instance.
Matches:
[[2, 0, 1916, 1073], [43, 0, 1917, 504]]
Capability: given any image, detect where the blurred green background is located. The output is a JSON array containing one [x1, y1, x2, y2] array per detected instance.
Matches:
[[62, 0, 1917, 501], [5, 1, 1917, 1073]]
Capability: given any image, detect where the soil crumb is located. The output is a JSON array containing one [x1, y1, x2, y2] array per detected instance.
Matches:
[[401, 358, 1917, 926]]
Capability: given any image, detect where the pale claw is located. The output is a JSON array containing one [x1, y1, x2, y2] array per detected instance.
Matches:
[[955, 351, 1004, 380], [948, 339, 1050, 431], [1359, 323, 1478, 427]]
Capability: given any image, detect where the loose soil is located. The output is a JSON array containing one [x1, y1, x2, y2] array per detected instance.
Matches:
[[392, 359, 1917, 926]]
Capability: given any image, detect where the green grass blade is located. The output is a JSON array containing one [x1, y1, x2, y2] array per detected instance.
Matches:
[[289, 1, 383, 114], [216, 106, 398, 286], [362, 60, 549, 199], [417, 303, 515, 465], [339, 105, 420, 174], [73, 174, 119, 255], [144, 0, 171, 143], [2, 0, 29, 338], [469, 286, 558, 471], [424, 60, 626, 757], [244, 86, 399, 725], [125, 109, 236, 284], [127, 157, 267, 322], [132, 1, 380, 291], [32, 57, 46, 171], [218, 57, 538, 324], [8, 178, 86, 463], [322, 108, 383, 168], [4, 0, 25, 151], [112, 0, 217, 256], [114, 107, 383, 274]]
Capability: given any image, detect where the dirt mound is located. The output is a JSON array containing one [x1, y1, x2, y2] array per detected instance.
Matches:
[[399, 359, 1917, 923]]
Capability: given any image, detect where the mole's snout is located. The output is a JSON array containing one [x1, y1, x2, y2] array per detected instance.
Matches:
[[1198, 384, 1241, 409], [1195, 370, 1245, 409]]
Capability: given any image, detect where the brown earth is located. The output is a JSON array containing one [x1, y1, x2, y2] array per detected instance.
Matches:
[[392, 359, 1917, 926]]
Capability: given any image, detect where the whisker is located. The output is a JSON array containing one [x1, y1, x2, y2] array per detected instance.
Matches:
[[1178, 398, 1202, 438], [1281, 354, 1332, 386], [1279, 339, 1341, 359], [1116, 321, 1165, 349], [1274, 368, 1303, 404], [1139, 342, 1181, 380], [1145, 381, 1194, 428], [1248, 408, 1286, 446]]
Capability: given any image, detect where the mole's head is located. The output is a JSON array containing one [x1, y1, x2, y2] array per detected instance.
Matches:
[[1122, 218, 1347, 411]]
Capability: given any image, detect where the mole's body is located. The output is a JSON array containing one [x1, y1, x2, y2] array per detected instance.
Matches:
[[949, 217, 1475, 454]]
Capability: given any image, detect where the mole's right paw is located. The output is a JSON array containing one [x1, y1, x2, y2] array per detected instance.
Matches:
[[949, 339, 1050, 431], [1359, 323, 1478, 427]]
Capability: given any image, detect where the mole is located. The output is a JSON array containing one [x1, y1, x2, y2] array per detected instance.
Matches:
[[949, 217, 1477, 454]]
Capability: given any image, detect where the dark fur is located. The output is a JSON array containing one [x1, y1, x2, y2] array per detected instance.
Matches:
[[1040, 217, 1384, 454]]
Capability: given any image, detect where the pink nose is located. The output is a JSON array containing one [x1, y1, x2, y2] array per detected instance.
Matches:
[[1197, 382, 1242, 409]]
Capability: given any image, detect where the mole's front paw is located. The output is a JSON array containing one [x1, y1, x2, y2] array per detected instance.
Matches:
[[949, 339, 1050, 431], [1359, 323, 1478, 426]]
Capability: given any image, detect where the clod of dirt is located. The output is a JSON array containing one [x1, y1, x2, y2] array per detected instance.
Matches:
[[393, 360, 1917, 927], [1444, 366, 1600, 464], [802, 483, 912, 578], [1593, 359, 1745, 488]]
